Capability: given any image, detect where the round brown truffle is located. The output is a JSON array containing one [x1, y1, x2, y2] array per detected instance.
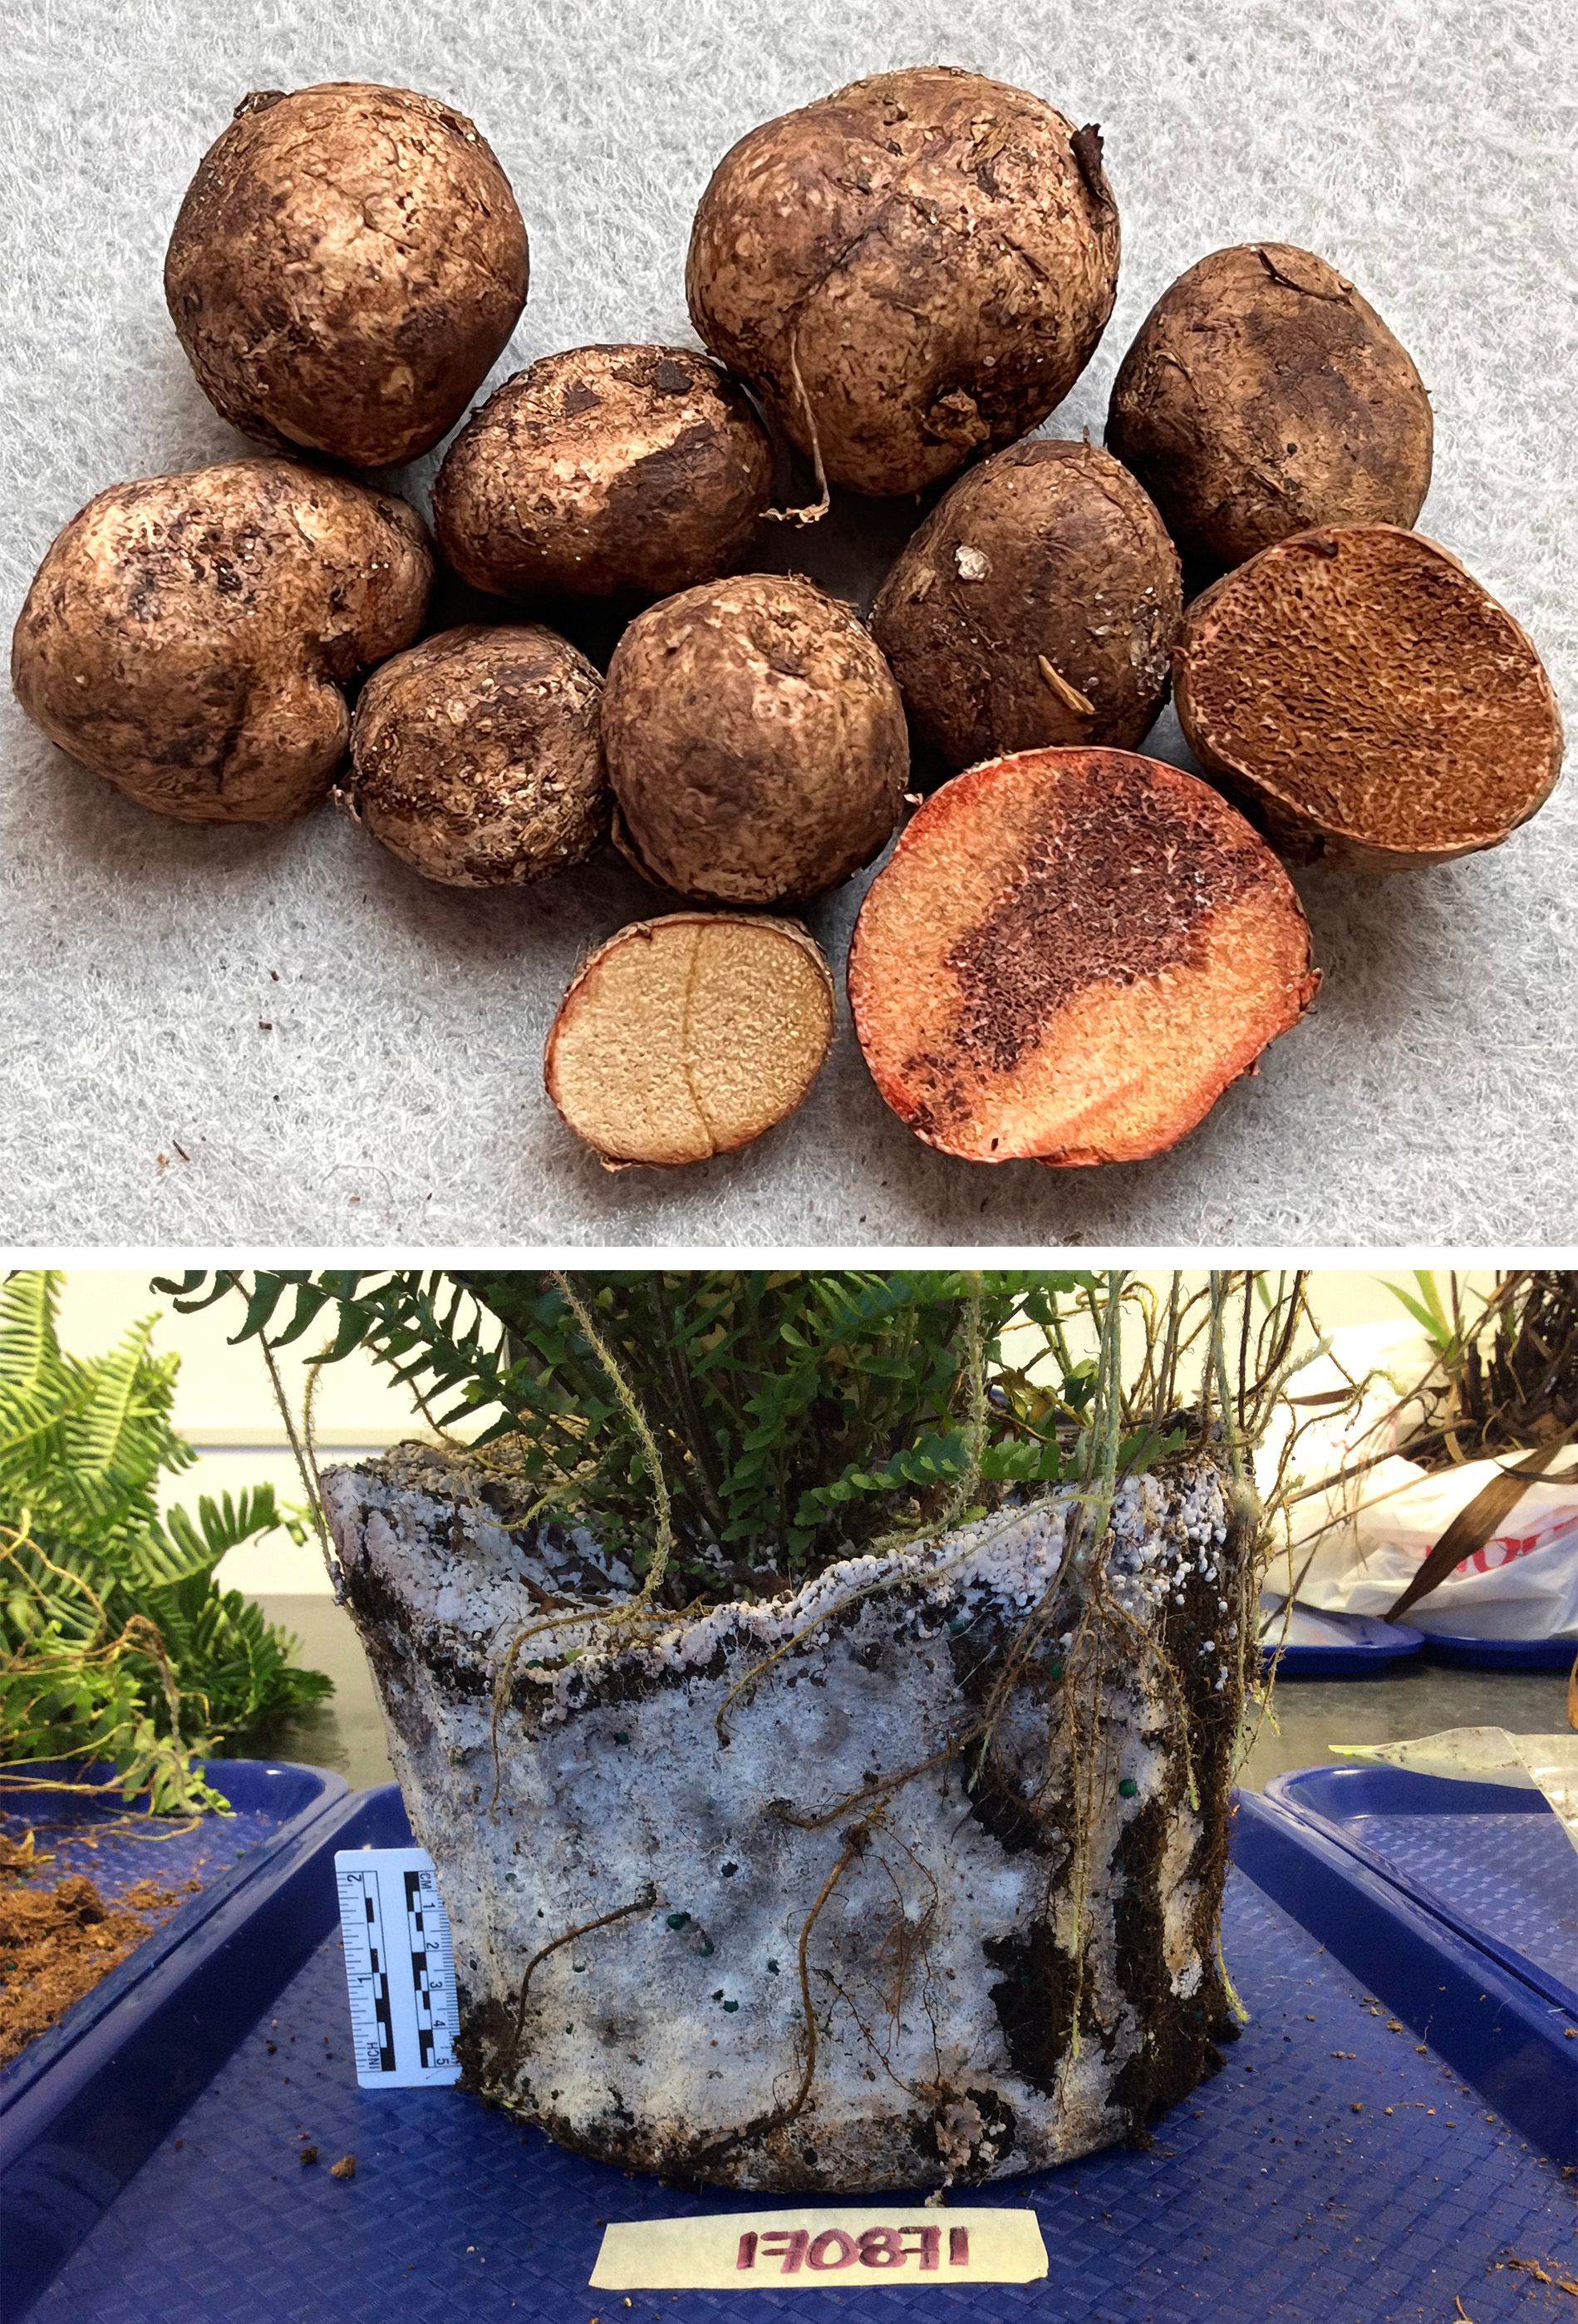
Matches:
[[602, 574, 909, 905], [165, 82, 529, 468], [849, 749, 1318, 1166], [433, 345, 774, 601], [1106, 244, 1432, 574], [871, 439, 1182, 769], [686, 67, 1120, 499], [1173, 524, 1565, 870], [11, 458, 431, 823], [546, 912, 836, 1166], [345, 625, 606, 887]]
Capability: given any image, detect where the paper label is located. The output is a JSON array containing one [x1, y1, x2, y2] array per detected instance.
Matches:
[[334, 1846, 462, 2088], [589, 2206, 1048, 2290]]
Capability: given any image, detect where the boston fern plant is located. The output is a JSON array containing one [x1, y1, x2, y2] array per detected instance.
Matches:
[[1, 1273, 330, 1814], [151, 1269, 1223, 1600]]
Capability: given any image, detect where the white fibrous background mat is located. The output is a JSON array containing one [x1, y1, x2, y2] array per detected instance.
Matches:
[[2, 0, 1573, 1245]]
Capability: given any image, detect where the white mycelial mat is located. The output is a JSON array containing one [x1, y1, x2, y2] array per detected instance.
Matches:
[[1331, 1728, 1578, 1851], [2, 0, 1574, 1241]]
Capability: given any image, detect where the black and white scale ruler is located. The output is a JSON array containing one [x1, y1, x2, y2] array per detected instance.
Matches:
[[334, 1846, 463, 2088]]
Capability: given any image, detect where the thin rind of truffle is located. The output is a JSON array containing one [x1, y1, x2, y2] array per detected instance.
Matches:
[[1173, 524, 1565, 869], [686, 66, 1120, 497], [1105, 243, 1432, 573], [870, 438, 1182, 766], [545, 913, 836, 1165], [602, 573, 908, 904], [11, 458, 433, 824], [165, 82, 528, 468], [433, 345, 774, 601], [848, 747, 1318, 1165], [345, 624, 607, 887]]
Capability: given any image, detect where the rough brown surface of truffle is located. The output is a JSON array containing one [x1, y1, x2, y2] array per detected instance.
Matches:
[[165, 82, 528, 468], [433, 344, 774, 601], [1106, 243, 1432, 574], [345, 625, 607, 887], [849, 747, 1318, 1165], [1174, 524, 1565, 869], [11, 458, 432, 823], [545, 913, 835, 1165], [871, 438, 1182, 768], [686, 67, 1120, 497], [602, 574, 908, 904]]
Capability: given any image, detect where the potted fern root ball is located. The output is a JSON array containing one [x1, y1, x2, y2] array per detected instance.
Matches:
[[178, 1268, 1308, 2193]]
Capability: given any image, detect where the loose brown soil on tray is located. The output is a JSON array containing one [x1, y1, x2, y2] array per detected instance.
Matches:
[[0, 1832, 198, 2066]]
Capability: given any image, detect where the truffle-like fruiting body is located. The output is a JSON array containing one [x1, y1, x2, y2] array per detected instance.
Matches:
[[11, 458, 432, 823], [1106, 244, 1432, 574], [434, 345, 774, 601], [849, 747, 1318, 1165], [165, 82, 528, 468], [602, 574, 908, 904], [345, 625, 607, 887], [871, 439, 1182, 768], [1173, 524, 1565, 871], [686, 67, 1120, 498], [546, 913, 835, 1165]]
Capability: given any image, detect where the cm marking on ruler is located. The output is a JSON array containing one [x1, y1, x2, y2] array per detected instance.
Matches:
[[334, 1847, 462, 2088]]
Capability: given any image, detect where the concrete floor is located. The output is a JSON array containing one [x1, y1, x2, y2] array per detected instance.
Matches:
[[257, 1595, 1572, 1794]]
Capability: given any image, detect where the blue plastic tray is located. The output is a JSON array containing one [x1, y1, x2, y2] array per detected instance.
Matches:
[[1259, 1613, 1425, 1679], [11, 1785, 1575, 2324], [0, 1759, 347, 2120], [1264, 1762, 1578, 2020], [0, 1760, 347, 2315], [1234, 1789, 1576, 2167], [1417, 1632, 1577, 1670]]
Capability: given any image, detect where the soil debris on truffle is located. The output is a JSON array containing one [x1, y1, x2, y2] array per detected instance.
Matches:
[[1106, 242, 1432, 575]]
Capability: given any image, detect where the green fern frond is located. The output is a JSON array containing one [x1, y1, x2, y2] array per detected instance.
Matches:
[[0, 1377, 81, 1480], [2, 1270, 332, 1801], [0, 1269, 64, 1394], [138, 1487, 284, 1590]]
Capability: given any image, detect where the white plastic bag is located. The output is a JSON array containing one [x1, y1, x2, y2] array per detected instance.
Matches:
[[1256, 1321, 1433, 1604], [1298, 1460, 1578, 1637], [1260, 1323, 1578, 1641], [1258, 1600, 1419, 1654]]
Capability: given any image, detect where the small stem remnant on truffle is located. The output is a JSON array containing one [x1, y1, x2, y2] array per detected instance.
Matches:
[[762, 326, 832, 526], [1038, 654, 1095, 717]]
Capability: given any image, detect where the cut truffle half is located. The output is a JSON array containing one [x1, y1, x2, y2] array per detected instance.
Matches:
[[848, 748, 1318, 1166], [1174, 524, 1564, 869], [546, 913, 835, 1167]]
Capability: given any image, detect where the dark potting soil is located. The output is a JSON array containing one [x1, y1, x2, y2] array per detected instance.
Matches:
[[0, 1828, 198, 2066]]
